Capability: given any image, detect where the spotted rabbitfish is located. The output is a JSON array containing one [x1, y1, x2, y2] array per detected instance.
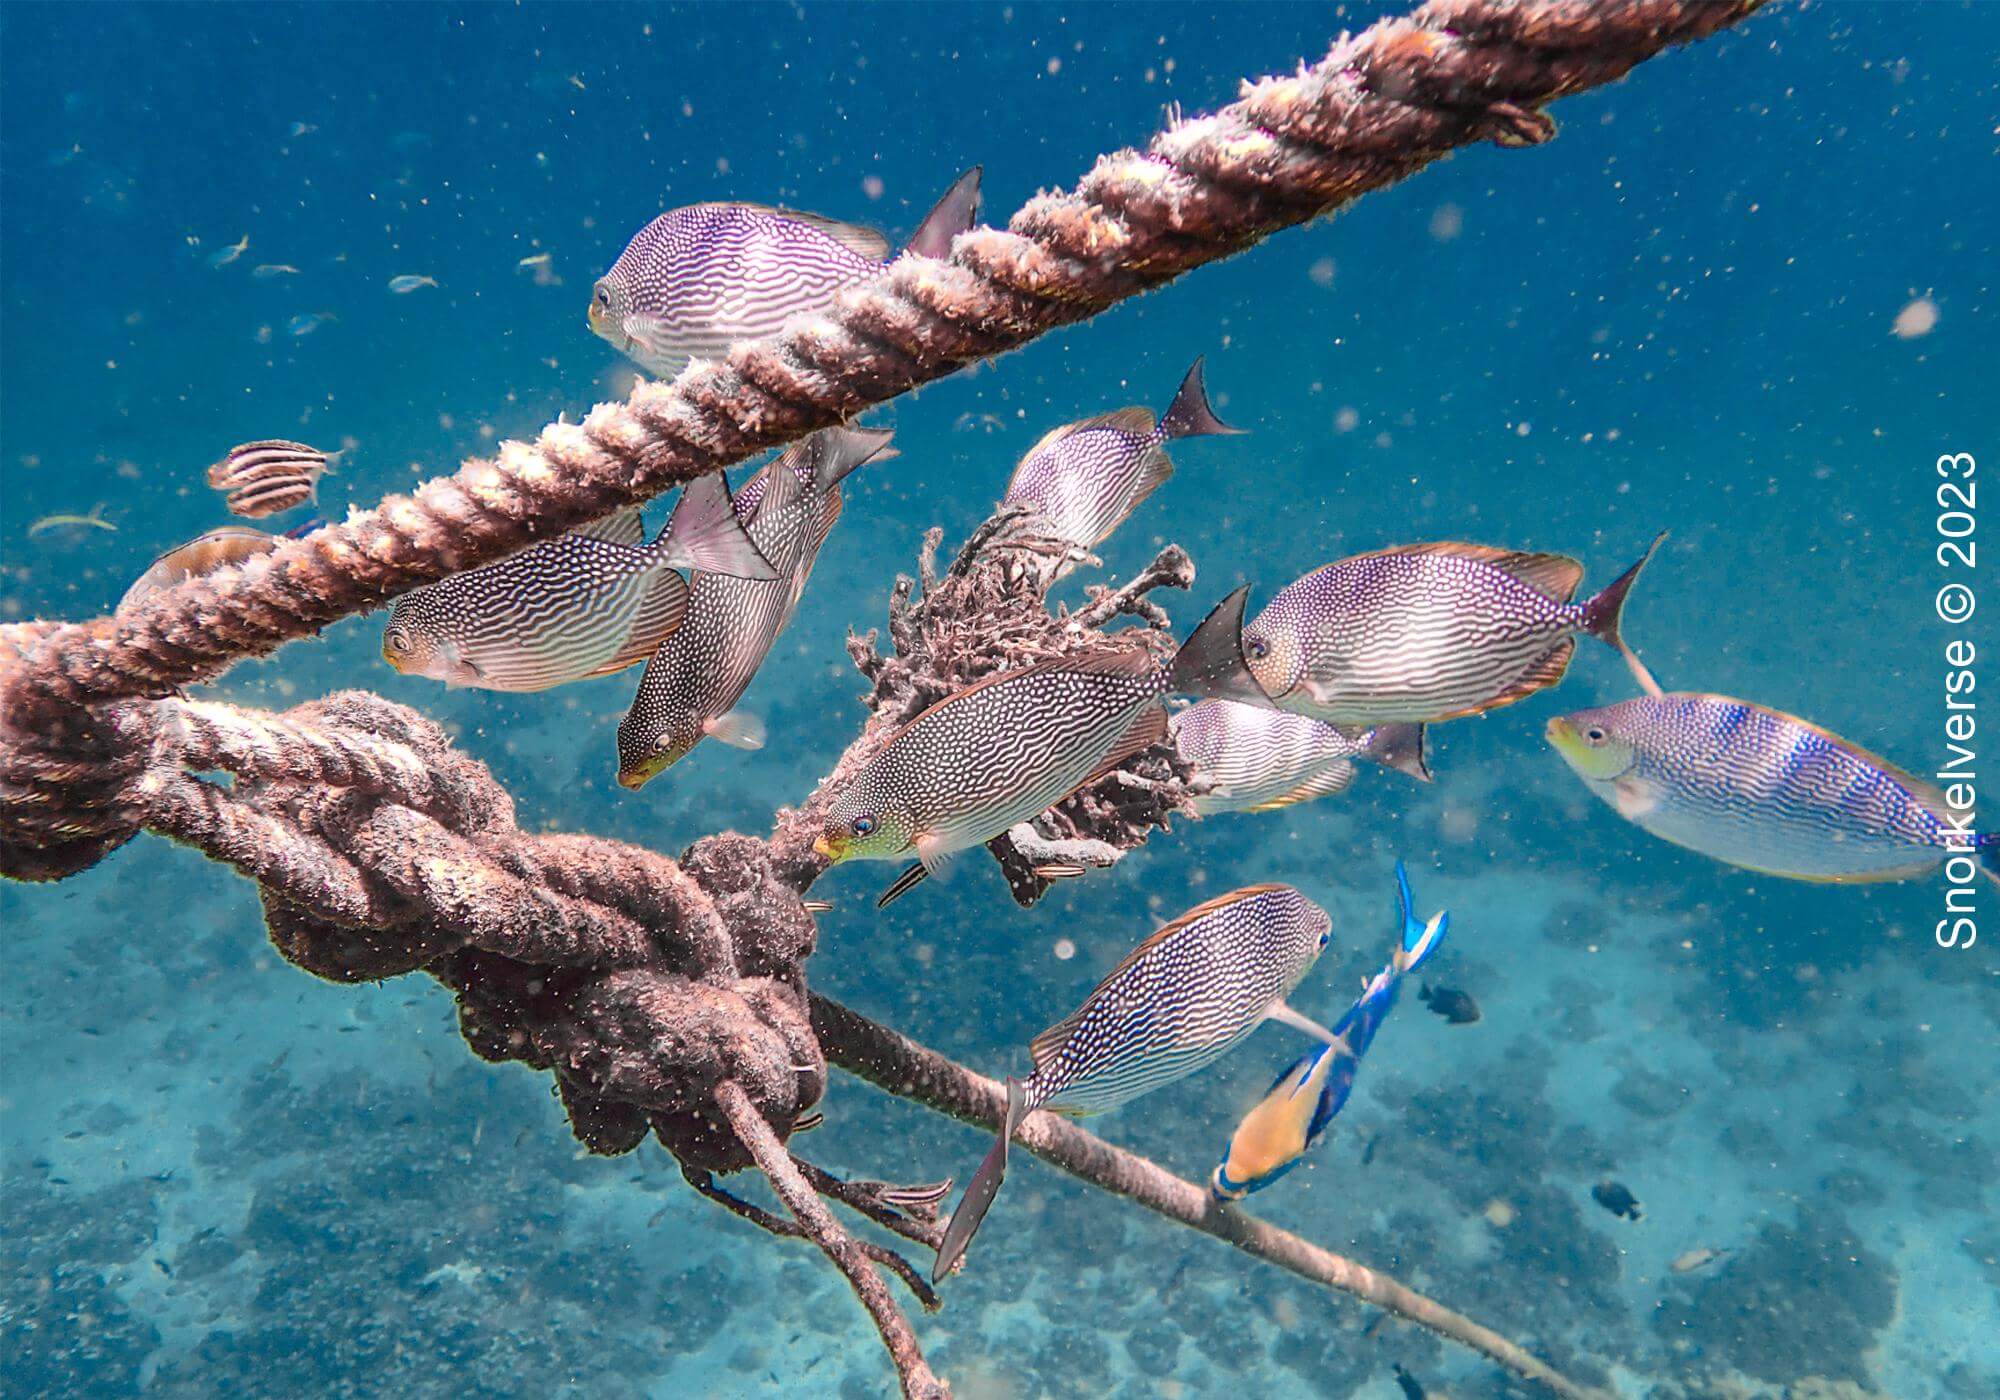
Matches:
[[1216, 533, 1667, 726], [1000, 358, 1239, 566], [382, 472, 773, 692], [1547, 693, 2000, 885], [1210, 863, 1448, 1201], [589, 168, 981, 382], [1171, 699, 1430, 815], [934, 884, 1337, 1281], [616, 426, 898, 786], [812, 598, 1259, 907]]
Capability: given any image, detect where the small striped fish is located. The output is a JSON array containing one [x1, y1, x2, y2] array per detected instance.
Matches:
[[381, 472, 773, 692], [207, 439, 333, 518], [1001, 358, 1239, 562], [1211, 863, 1448, 1201], [1232, 534, 1667, 726], [615, 426, 897, 786], [933, 884, 1335, 1281], [1548, 693, 1999, 884], [1171, 699, 1430, 815], [813, 604, 1258, 906], [119, 526, 279, 612], [589, 168, 981, 382]]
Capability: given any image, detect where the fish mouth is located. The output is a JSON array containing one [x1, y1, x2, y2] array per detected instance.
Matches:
[[615, 769, 649, 791], [812, 835, 845, 862]]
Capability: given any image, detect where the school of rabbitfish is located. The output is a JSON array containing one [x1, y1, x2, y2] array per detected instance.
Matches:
[[118, 168, 1997, 1307]]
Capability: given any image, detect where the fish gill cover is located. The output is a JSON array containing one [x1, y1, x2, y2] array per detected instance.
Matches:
[[2, 3, 1996, 1399]]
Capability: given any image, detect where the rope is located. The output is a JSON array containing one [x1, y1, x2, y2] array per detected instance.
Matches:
[[0, 3, 1769, 1394]]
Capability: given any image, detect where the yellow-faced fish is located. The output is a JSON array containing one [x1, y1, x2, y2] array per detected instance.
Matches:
[[813, 602, 1259, 906], [589, 168, 981, 382], [207, 439, 333, 518], [1000, 359, 1239, 563], [118, 527, 278, 611], [1225, 534, 1667, 726], [935, 884, 1336, 1281], [615, 426, 896, 785], [388, 274, 437, 294], [26, 505, 116, 537], [1171, 699, 1430, 814], [1210, 863, 1448, 1201], [382, 471, 774, 692], [1548, 693, 1998, 885]]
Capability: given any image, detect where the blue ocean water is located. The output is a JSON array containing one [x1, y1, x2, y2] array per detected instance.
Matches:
[[3, 2, 1995, 1396]]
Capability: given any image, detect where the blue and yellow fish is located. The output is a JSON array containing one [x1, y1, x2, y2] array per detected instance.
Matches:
[[1209, 863, 1449, 1201]]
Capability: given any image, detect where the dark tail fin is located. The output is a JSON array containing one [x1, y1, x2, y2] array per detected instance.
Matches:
[[1169, 587, 1274, 706], [810, 425, 899, 492], [934, 1077, 1026, 1283], [1359, 723, 1431, 783], [1158, 357, 1243, 441], [655, 471, 780, 580], [1579, 531, 1667, 697], [905, 166, 983, 260]]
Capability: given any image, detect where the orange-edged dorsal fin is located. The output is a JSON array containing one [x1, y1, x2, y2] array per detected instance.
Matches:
[[1016, 407, 1158, 470], [1031, 883, 1294, 1071], [881, 648, 1160, 750], [586, 569, 690, 677], [773, 207, 892, 261], [1244, 762, 1355, 812], [1350, 541, 1584, 603]]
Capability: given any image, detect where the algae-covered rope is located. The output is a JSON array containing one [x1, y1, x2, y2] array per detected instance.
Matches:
[[5, 0, 1763, 713]]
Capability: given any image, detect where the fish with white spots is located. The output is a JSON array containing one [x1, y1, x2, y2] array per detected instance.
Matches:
[[934, 883, 1338, 1281], [615, 425, 898, 785], [382, 471, 773, 692], [1171, 699, 1430, 814]]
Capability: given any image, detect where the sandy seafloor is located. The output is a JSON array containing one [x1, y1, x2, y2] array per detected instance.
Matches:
[[2, 3, 1997, 1398]]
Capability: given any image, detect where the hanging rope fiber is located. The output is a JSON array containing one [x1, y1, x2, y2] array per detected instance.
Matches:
[[0, 4, 1767, 1397]]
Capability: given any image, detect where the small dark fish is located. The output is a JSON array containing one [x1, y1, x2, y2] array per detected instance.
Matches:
[[1000, 358, 1239, 561], [120, 527, 279, 611], [617, 426, 897, 785], [1417, 982, 1480, 1025], [591, 168, 981, 381], [384, 471, 772, 692], [1231, 534, 1667, 725], [1360, 1132, 1380, 1166], [207, 439, 333, 518], [1391, 1362, 1427, 1400], [154, 1256, 173, 1278], [1592, 1179, 1644, 1221], [933, 884, 1335, 1282], [1172, 699, 1430, 815]]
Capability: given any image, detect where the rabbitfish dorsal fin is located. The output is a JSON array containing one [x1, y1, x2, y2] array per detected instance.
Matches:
[[1358, 542, 1584, 602], [775, 208, 891, 261], [588, 569, 691, 677], [1021, 407, 1156, 464], [572, 508, 646, 546]]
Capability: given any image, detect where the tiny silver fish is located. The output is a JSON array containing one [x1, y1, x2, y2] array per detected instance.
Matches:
[[1231, 535, 1666, 726], [287, 312, 335, 337], [1670, 1246, 1731, 1275], [1171, 699, 1429, 814], [119, 527, 278, 611], [934, 884, 1337, 1281], [207, 439, 333, 518], [388, 274, 437, 294], [383, 472, 774, 692], [1002, 359, 1239, 560], [252, 263, 300, 279], [207, 234, 249, 268], [589, 168, 980, 382], [616, 426, 896, 786], [1549, 693, 1997, 885]]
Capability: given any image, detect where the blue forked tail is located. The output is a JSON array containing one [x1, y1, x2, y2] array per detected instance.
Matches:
[[1393, 861, 1451, 972]]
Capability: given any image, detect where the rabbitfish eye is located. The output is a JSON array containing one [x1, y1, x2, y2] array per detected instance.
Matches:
[[851, 814, 877, 837], [1585, 726, 1607, 745], [1246, 637, 1269, 661]]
